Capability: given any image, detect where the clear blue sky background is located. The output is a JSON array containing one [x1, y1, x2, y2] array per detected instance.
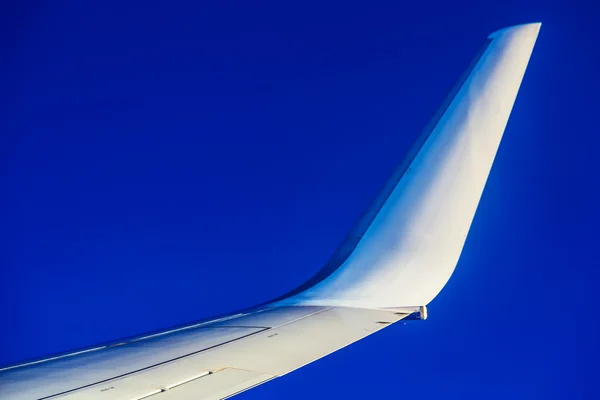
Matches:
[[1, 0, 598, 398]]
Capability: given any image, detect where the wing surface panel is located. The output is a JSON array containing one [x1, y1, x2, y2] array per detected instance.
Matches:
[[0, 327, 265, 399], [1, 306, 406, 399]]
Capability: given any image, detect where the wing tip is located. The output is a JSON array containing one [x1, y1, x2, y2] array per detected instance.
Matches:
[[488, 22, 542, 40]]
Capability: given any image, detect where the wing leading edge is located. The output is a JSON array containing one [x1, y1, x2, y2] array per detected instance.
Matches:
[[0, 23, 541, 400]]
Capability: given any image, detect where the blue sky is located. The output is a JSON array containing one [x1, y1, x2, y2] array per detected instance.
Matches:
[[1, 0, 598, 398]]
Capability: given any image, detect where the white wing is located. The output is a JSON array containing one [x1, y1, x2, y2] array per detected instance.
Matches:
[[0, 23, 540, 400]]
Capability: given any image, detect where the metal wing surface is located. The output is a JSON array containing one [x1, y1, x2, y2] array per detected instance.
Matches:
[[0, 23, 541, 400]]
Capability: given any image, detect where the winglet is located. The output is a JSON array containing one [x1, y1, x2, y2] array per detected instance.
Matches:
[[276, 24, 541, 310]]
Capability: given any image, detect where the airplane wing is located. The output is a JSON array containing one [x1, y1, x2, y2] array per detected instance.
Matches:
[[0, 23, 541, 400]]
